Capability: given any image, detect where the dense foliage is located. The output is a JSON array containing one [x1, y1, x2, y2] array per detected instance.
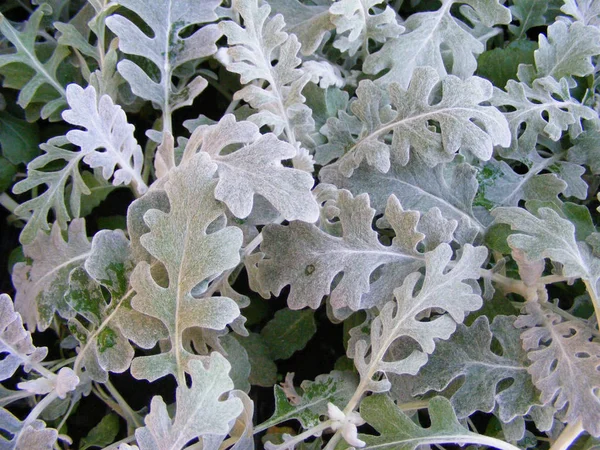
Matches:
[[1, 0, 600, 449]]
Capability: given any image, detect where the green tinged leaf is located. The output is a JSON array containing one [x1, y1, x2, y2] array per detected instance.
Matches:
[[360, 395, 479, 449], [413, 315, 539, 423], [0, 156, 17, 192], [0, 110, 39, 164], [261, 309, 317, 360], [476, 40, 537, 89], [508, 0, 548, 39], [0, 4, 68, 119], [260, 371, 358, 430], [79, 414, 120, 450], [235, 332, 277, 387]]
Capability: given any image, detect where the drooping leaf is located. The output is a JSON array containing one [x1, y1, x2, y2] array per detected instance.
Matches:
[[259, 371, 358, 430], [363, 0, 511, 87], [12, 219, 91, 331], [13, 84, 146, 244], [329, 0, 403, 56], [412, 315, 539, 423], [129, 152, 243, 383], [320, 68, 510, 176], [260, 309, 316, 360], [515, 302, 600, 437], [105, 0, 221, 125], [134, 353, 244, 450], [219, 0, 315, 169], [351, 242, 487, 393], [359, 395, 480, 449], [184, 115, 318, 223], [0, 4, 69, 119]]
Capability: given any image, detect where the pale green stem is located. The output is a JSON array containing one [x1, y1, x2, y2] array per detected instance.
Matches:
[[583, 279, 600, 326], [267, 421, 332, 450], [102, 434, 137, 450], [0, 192, 23, 216], [549, 419, 584, 450]]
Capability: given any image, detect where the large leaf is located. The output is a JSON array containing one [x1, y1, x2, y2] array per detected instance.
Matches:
[[12, 219, 91, 331], [363, 0, 511, 87], [184, 115, 318, 222], [359, 395, 481, 449], [320, 156, 484, 243], [515, 302, 600, 437], [135, 353, 243, 450], [320, 68, 510, 176], [0, 4, 68, 119], [13, 84, 146, 244], [105, 0, 221, 127], [219, 0, 315, 169], [351, 243, 487, 393], [129, 152, 243, 383], [258, 191, 436, 317], [412, 315, 539, 423]]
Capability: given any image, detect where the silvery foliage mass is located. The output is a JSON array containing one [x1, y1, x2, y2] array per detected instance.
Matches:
[[0, 0, 599, 448]]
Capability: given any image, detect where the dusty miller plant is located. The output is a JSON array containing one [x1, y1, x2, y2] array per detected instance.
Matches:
[[0, 0, 600, 449]]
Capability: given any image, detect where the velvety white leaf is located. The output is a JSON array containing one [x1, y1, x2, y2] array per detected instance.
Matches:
[[62, 84, 146, 194], [321, 156, 483, 243], [0, 409, 58, 450], [0, 294, 47, 383], [360, 395, 479, 449], [561, 0, 600, 26], [219, 0, 315, 168], [129, 152, 243, 383], [12, 219, 91, 331], [106, 0, 221, 116], [184, 115, 318, 222], [135, 353, 243, 450], [515, 302, 600, 436], [321, 68, 510, 176], [363, 0, 510, 87], [413, 315, 539, 423], [352, 243, 486, 392], [267, 0, 334, 56], [258, 191, 434, 317], [329, 0, 403, 56]]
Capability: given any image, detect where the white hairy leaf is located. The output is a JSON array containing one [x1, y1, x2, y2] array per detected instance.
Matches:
[[129, 152, 243, 383], [184, 115, 318, 222], [515, 302, 600, 436], [363, 0, 511, 87], [135, 353, 243, 450], [320, 67, 510, 176], [105, 0, 221, 119], [351, 243, 486, 392], [13, 84, 146, 244]]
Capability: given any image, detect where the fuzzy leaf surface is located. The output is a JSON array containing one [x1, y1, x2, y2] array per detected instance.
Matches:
[[515, 302, 600, 436], [321, 68, 510, 176], [352, 243, 487, 393], [129, 152, 243, 383], [413, 315, 538, 423], [363, 0, 511, 87], [105, 0, 221, 115], [12, 219, 91, 331], [135, 353, 243, 450]]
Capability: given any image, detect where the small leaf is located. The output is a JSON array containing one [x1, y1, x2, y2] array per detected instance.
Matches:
[[0, 110, 39, 164], [261, 309, 316, 360], [79, 414, 120, 450], [476, 40, 537, 89]]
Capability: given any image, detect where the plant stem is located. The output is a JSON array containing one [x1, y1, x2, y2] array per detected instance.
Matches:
[[105, 379, 144, 429], [549, 419, 584, 450], [583, 279, 600, 325], [0, 193, 22, 215]]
